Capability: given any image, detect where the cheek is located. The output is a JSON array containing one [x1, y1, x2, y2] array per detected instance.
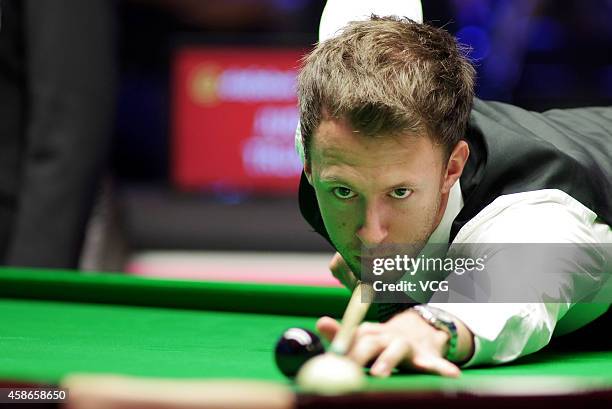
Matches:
[[389, 194, 440, 237], [320, 204, 352, 233], [412, 187, 441, 214], [315, 194, 355, 236]]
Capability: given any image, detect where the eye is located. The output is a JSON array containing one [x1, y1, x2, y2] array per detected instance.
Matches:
[[389, 188, 412, 199], [332, 186, 357, 200]]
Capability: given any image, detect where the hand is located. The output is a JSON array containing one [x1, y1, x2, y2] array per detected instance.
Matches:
[[329, 252, 358, 291], [316, 309, 462, 378]]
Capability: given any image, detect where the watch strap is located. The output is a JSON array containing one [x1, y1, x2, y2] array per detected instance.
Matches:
[[412, 305, 459, 362]]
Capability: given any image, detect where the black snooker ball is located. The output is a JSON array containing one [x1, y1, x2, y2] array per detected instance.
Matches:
[[275, 327, 325, 378]]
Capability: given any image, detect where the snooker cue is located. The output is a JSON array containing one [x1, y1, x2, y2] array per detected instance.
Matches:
[[329, 281, 374, 355], [62, 375, 294, 409]]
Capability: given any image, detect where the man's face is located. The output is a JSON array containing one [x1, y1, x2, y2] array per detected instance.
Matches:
[[305, 117, 459, 275]]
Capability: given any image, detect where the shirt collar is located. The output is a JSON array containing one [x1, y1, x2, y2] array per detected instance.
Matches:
[[427, 180, 464, 245]]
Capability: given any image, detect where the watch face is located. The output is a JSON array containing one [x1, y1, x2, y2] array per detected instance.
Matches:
[[423, 306, 456, 330], [434, 310, 454, 325], [424, 306, 447, 321]]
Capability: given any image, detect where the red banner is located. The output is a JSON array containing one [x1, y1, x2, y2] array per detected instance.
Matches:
[[172, 47, 306, 194]]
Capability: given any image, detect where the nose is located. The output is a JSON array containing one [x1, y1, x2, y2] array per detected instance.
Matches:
[[356, 202, 388, 246]]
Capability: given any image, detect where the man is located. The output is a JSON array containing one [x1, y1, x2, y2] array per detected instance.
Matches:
[[295, 15, 612, 377]]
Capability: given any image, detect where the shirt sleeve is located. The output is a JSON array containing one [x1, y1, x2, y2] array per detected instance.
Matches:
[[429, 189, 611, 367]]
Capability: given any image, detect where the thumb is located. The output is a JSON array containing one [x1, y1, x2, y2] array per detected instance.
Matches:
[[316, 316, 340, 343]]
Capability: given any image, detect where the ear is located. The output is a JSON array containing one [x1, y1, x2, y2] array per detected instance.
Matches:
[[442, 140, 469, 194], [304, 161, 313, 185]]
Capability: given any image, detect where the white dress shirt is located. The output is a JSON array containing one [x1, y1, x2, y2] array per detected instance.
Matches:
[[428, 182, 612, 366]]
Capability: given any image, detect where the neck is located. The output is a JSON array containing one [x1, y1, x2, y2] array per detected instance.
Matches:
[[433, 190, 450, 232]]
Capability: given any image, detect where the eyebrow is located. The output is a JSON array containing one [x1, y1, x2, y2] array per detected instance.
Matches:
[[319, 174, 418, 190], [319, 175, 346, 184]]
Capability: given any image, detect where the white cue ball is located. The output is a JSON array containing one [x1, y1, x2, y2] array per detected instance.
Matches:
[[295, 353, 365, 395]]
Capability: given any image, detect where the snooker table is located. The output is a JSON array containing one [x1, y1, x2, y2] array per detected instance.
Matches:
[[1, 268, 612, 408]]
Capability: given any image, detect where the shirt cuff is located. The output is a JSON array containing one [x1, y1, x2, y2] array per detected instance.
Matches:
[[427, 303, 555, 367]]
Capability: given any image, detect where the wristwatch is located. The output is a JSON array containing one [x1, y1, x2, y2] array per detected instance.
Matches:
[[412, 305, 459, 362]]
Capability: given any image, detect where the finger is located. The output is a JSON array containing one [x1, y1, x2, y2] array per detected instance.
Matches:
[[329, 253, 358, 290], [328, 252, 346, 278], [336, 265, 358, 291], [347, 334, 385, 367], [355, 322, 381, 338], [412, 353, 461, 378], [316, 316, 340, 343], [370, 339, 410, 378], [330, 267, 354, 289], [343, 274, 358, 291]]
